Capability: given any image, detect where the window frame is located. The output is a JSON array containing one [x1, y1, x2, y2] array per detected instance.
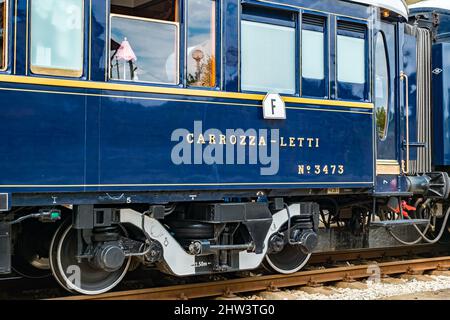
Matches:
[[335, 17, 369, 102], [108, 13, 180, 86], [29, 0, 85, 78], [0, 0, 8, 72], [239, 3, 299, 95], [300, 10, 328, 99]]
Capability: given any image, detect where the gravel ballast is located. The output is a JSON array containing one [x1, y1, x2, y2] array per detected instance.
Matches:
[[289, 276, 450, 300], [245, 275, 450, 300]]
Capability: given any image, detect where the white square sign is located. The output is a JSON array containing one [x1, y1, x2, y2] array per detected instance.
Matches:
[[262, 93, 286, 120]]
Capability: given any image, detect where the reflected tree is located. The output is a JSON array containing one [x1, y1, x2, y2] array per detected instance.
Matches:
[[187, 54, 215, 87], [376, 106, 387, 139]]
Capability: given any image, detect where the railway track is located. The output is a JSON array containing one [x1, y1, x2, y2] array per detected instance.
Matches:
[[309, 243, 450, 264], [53, 254, 450, 300], [0, 244, 445, 299]]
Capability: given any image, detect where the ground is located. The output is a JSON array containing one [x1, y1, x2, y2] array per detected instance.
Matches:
[[385, 288, 450, 300]]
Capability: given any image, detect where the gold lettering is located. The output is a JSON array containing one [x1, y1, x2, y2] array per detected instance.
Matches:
[[239, 136, 247, 146], [197, 134, 206, 144], [297, 137, 304, 147], [219, 134, 226, 145], [280, 137, 287, 147], [289, 137, 295, 147], [230, 135, 237, 145], [315, 138, 320, 148], [331, 165, 336, 174], [209, 134, 216, 144], [314, 165, 321, 174], [259, 136, 267, 146], [298, 165, 305, 175], [186, 133, 194, 144], [307, 138, 314, 147], [249, 136, 256, 146]]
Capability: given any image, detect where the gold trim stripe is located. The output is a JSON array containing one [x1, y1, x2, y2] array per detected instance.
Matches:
[[376, 164, 400, 175], [0, 74, 374, 109], [0, 86, 372, 115], [376, 159, 399, 165]]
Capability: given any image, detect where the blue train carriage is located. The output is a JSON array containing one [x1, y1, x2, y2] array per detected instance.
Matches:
[[0, 0, 448, 295]]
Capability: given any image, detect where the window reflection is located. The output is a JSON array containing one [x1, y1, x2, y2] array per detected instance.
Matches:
[[186, 0, 215, 87], [375, 32, 390, 140], [337, 35, 365, 84], [30, 0, 83, 76], [241, 20, 295, 94], [302, 29, 324, 80], [110, 16, 178, 84]]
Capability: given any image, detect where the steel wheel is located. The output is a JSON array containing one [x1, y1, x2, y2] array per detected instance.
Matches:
[[262, 244, 311, 274], [49, 219, 130, 295]]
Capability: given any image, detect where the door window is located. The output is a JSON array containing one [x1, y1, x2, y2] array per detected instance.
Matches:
[[375, 32, 390, 140]]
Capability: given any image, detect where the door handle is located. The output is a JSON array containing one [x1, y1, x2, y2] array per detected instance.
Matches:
[[400, 71, 409, 174]]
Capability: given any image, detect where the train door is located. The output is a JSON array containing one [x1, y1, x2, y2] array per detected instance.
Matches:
[[375, 21, 400, 176]]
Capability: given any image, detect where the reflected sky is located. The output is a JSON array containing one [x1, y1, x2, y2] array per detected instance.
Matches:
[[187, 0, 215, 87], [30, 0, 83, 70], [110, 17, 178, 84]]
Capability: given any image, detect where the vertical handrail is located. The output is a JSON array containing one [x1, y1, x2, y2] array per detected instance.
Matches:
[[400, 71, 409, 174]]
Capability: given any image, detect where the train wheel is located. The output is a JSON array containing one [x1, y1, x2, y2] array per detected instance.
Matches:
[[12, 219, 58, 278], [49, 220, 131, 295], [262, 244, 311, 274]]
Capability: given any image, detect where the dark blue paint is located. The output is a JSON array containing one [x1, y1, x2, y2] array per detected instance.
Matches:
[[98, 95, 373, 187], [3, 0, 427, 206], [242, 2, 297, 27], [403, 32, 418, 161], [431, 43, 450, 166], [0, 83, 374, 193], [222, 0, 239, 92], [91, 0, 108, 81]]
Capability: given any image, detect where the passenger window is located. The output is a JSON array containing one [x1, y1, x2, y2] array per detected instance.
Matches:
[[186, 0, 216, 87], [110, 0, 179, 84], [337, 35, 365, 83], [241, 6, 296, 94], [336, 20, 367, 101], [0, 0, 6, 70], [301, 14, 326, 98], [30, 0, 83, 77], [375, 32, 389, 140]]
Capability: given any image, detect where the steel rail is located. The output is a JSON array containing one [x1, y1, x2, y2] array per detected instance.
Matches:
[[309, 243, 450, 263], [52, 256, 450, 300]]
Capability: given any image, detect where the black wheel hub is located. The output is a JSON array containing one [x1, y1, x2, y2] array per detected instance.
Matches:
[[92, 243, 126, 272], [49, 219, 130, 295]]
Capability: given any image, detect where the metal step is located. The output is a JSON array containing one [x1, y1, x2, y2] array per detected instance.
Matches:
[[371, 219, 429, 227]]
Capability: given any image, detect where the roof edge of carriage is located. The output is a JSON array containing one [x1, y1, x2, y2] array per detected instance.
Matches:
[[349, 0, 409, 19], [409, 0, 450, 14]]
